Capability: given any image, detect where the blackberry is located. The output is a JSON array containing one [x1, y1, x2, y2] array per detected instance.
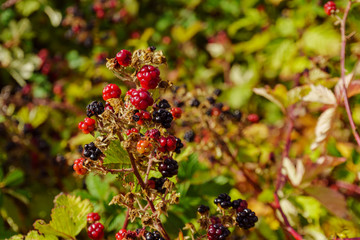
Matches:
[[149, 177, 167, 194], [174, 99, 184, 107], [157, 99, 171, 109], [236, 208, 258, 229], [206, 109, 212, 116], [158, 157, 178, 177], [213, 89, 222, 96], [83, 142, 102, 160], [145, 231, 165, 240], [232, 199, 248, 213], [153, 109, 173, 128], [207, 223, 230, 240], [174, 137, 184, 154], [232, 110, 242, 121], [190, 98, 200, 107], [207, 97, 216, 104], [148, 46, 156, 51], [197, 205, 210, 214], [214, 193, 232, 209], [214, 103, 224, 110], [86, 101, 104, 117], [184, 130, 195, 142], [132, 114, 140, 122]]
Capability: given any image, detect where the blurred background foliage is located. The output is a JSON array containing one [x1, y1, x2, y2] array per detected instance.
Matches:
[[1, 0, 360, 239]]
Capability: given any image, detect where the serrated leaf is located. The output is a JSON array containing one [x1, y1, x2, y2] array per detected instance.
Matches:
[[85, 174, 110, 200], [25, 230, 58, 240], [311, 107, 336, 150], [103, 140, 131, 169], [303, 84, 336, 105], [287, 86, 310, 105], [334, 73, 355, 101], [253, 87, 286, 113], [34, 193, 93, 239], [282, 158, 304, 186], [305, 186, 348, 218], [302, 156, 345, 183]]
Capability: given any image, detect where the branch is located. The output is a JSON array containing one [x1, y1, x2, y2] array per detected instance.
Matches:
[[339, 1, 360, 146], [123, 208, 130, 229]]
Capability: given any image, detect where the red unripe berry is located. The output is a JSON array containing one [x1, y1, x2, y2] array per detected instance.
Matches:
[[247, 114, 259, 123], [105, 102, 114, 111], [126, 128, 139, 135], [115, 229, 127, 240], [116, 50, 132, 67], [158, 136, 176, 152], [147, 179, 156, 189], [137, 65, 161, 89], [87, 222, 104, 240], [73, 158, 87, 175], [79, 117, 96, 134], [87, 212, 101, 223], [324, 1, 336, 15], [103, 84, 121, 101], [127, 88, 154, 110], [170, 107, 182, 119]]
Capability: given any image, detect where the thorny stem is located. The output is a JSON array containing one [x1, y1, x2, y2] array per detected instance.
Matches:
[[127, 152, 170, 240], [123, 208, 130, 229], [144, 157, 154, 184], [339, 0, 360, 146]]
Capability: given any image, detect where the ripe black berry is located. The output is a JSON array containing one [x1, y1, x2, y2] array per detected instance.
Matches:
[[157, 99, 171, 109], [83, 142, 102, 160], [232, 110, 242, 121], [236, 208, 258, 229], [232, 199, 248, 213], [207, 97, 216, 104], [184, 130, 195, 142], [213, 89, 222, 96], [207, 223, 230, 240], [174, 137, 183, 154], [174, 100, 184, 107], [190, 98, 200, 107], [158, 157, 178, 177], [149, 177, 167, 194], [214, 193, 232, 209], [86, 101, 105, 117], [152, 109, 173, 128], [197, 205, 210, 214], [145, 231, 165, 240]]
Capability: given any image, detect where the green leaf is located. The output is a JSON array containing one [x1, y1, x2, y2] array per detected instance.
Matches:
[[85, 174, 110, 201], [25, 231, 58, 240], [103, 140, 131, 169], [178, 154, 200, 180], [15, 0, 41, 17], [3, 169, 24, 187], [34, 193, 93, 239]]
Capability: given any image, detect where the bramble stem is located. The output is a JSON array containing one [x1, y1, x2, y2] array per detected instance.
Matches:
[[123, 208, 130, 229], [339, 1, 360, 146]]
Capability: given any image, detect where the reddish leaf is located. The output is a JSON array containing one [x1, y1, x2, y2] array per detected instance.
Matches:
[[347, 80, 360, 98]]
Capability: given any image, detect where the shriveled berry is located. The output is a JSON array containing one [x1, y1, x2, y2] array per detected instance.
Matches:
[[158, 157, 178, 177], [236, 208, 258, 229], [103, 84, 121, 101], [87, 212, 101, 223], [145, 129, 161, 140], [73, 158, 87, 175], [324, 1, 336, 16], [137, 65, 161, 89], [128, 88, 154, 110], [87, 222, 104, 240], [116, 49, 132, 67]]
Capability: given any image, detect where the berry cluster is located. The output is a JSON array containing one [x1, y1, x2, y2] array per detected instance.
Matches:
[[86, 212, 104, 240], [145, 231, 165, 240], [127, 88, 154, 110], [78, 117, 96, 134], [145, 129, 161, 140], [324, 1, 336, 16], [236, 208, 258, 229], [116, 49, 132, 67], [158, 157, 178, 177], [197, 205, 210, 214], [126, 128, 139, 135], [207, 223, 230, 240], [137, 140, 152, 154], [87, 101, 105, 117], [148, 177, 167, 194], [214, 193, 232, 209], [115, 229, 137, 240], [137, 65, 161, 89], [133, 110, 152, 125], [152, 108, 173, 128], [103, 83, 121, 101], [83, 142, 102, 160], [158, 136, 177, 152], [73, 158, 87, 175]]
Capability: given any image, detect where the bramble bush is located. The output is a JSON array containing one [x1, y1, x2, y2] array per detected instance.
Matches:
[[1, 0, 360, 239]]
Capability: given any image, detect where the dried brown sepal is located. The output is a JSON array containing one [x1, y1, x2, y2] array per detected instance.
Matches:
[[107, 98, 123, 114], [169, 191, 180, 205], [141, 213, 154, 227], [155, 201, 168, 216], [183, 223, 196, 234], [109, 194, 124, 206], [197, 217, 210, 230], [221, 215, 235, 228], [129, 208, 140, 222], [131, 49, 167, 70]]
